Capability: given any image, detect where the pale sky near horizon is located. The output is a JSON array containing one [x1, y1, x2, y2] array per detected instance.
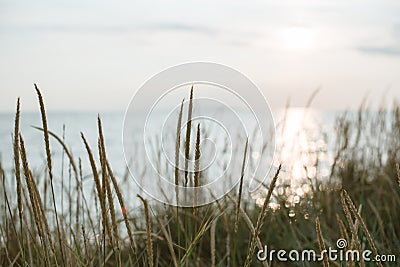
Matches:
[[1, 0, 400, 112]]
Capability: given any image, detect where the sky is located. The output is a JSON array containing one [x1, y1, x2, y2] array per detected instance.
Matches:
[[1, 0, 400, 112]]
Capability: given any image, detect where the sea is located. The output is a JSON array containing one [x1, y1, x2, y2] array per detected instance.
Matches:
[[0, 108, 357, 211]]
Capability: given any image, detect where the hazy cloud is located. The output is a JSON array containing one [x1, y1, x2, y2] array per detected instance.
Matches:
[[357, 45, 400, 56], [0, 22, 217, 36], [141, 23, 217, 35], [356, 25, 400, 56]]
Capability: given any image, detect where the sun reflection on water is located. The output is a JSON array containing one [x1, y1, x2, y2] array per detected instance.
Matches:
[[252, 108, 333, 217]]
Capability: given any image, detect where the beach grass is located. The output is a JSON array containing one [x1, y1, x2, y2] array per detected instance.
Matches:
[[0, 86, 399, 266]]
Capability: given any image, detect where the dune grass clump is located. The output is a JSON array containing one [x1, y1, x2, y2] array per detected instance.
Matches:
[[0, 85, 399, 266]]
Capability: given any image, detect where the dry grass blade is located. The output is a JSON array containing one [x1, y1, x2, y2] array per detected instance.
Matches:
[[156, 217, 179, 267], [34, 85, 53, 179], [244, 164, 281, 267], [17, 135, 54, 254], [97, 117, 109, 241], [335, 214, 349, 245], [81, 132, 112, 247], [19, 134, 49, 266], [180, 217, 212, 266], [193, 123, 201, 216], [213, 197, 231, 267], [175, 98, 184, 203], [184, 86, 194, 186], [340, 191, 361, 267], [342, 190, 383, 267], [1, 161, 24, 264], [99, 138, 118, 248], [210, 218, 217, 267], [396, 163, 400, 188], [367, 199, 386, 241], [237, 205, 263, 251], [34, 84, 65, 265], [98, 116, 119, 250], [106, 160, 137, 252], [340, 191, 358, 247], [29, 168, 55, 257], [193, 123, 201, 188], [235, 138, 248, 233], [226, 222, 231, 266], [13, 98, 24, 257], [305, 87, 321, 108], [315, 217, 329, 267], [14, 97, 21, 211], [137, 194, 153, 267], [32, 126, 78, 180], [225, 194, 269, 266]]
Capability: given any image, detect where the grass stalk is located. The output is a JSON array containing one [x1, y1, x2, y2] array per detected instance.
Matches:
[[335, 214, 349, 245], [315, 217, 329, 267], [98, 116, 119, 251], [244, 164, 281, 267], [235, 138, 248, 233], [184, 86, 194, 187], [175, 99, 185, 200], [193, 123, 201, 217], [106, 160, 137, 252], [210, 218, 217, 267], [157, 217, 179, 267], [81, 132, 112, 250], [13, 97, 25, 265], [34, 84, 65, 266], [19, 135, 49, 266], [342, 189, 383, 267], [175, 99, 184, 261], [137, 194, 153, 267]]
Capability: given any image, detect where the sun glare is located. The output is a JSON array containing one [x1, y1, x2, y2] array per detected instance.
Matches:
[[252, 108, 332, 215], [281, 26, 316, 51]]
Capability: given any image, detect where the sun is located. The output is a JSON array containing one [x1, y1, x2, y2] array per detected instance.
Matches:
[[281, 26, 316, 51]]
